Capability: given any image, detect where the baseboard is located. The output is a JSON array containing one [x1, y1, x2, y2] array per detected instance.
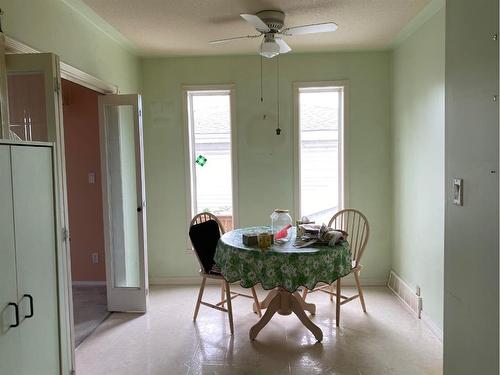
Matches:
[[149, 276, 387, 287], [340, 274, 387, 287], [421, 311, 443, 341], [72, 281, 106, 286], [150, 277, 210, 285]]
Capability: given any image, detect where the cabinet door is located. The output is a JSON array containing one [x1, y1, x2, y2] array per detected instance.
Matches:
[[5, 53, 61, 142], [0, 145, 21, 375], [11, 145, 60, 375]]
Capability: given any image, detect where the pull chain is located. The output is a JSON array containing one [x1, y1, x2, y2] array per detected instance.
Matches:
[[260, 54, 263, 103], [276, 54, 281, 135]]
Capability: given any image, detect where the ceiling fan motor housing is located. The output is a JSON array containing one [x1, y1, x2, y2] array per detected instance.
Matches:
[[256, 10, 285, 32]]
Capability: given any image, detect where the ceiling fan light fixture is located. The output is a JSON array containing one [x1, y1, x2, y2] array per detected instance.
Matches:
[[260, 37, 280, 59], [209, 9, 337, 59]]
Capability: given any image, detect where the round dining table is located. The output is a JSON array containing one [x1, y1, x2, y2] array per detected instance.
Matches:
[[214, 226, 352, 342]]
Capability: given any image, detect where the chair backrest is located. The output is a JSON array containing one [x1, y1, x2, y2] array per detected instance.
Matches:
[[328, 209, 369, 266], [190, 212, 226, 234], [189, 213, 225, 274]]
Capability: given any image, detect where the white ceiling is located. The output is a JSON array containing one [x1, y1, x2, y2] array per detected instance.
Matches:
[[82, 0, 431, 56]]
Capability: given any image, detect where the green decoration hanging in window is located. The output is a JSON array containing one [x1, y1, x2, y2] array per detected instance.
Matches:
[[195, 155, 207, 167]]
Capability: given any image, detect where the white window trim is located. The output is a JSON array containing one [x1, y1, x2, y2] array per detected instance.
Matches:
[[293, 80, 349, 220], [182, 84, 239, 250]]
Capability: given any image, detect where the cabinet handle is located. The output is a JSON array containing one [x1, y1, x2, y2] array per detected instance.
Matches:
[[7, 302, 19, 328], [23, 294, 34, 318]]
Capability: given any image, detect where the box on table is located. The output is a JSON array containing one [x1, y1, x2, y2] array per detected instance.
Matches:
[[243, 232, 273, 246]]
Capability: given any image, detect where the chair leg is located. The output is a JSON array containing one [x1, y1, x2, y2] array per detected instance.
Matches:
[[193, 277, 207, 321], [224, 281, 234, 335], [336, 278, 341, 327], [251, 286, 262, 317], [220, 281, 225, 308], [302, 288, 308, 301], [354, 270, 367, 313]]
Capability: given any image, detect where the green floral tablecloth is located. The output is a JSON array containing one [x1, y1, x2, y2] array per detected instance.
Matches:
[[214, 227, 352, 293]]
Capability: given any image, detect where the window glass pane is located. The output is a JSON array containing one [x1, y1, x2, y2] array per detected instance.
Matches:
[[189, 91, 233, 230], [7, 72, 48, 142], [299, 88, 341, 225], [105, 104, 140, 288]]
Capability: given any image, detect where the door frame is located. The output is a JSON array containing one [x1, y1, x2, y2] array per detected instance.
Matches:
[[4, 35, 118, 95]]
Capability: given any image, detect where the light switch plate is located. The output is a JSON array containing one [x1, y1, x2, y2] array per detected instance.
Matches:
[[452, 178, 463, 206]]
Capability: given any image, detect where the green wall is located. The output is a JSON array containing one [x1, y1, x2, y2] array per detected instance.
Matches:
[[1, 4, 451, 332], [391, 9, 445, 331], [142, 52, 392, 282], [0, 0, 140, 93]]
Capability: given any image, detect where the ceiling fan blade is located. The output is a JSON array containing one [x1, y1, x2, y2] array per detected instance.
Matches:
[[281, 22, 338, 36], [275, 38, 291, 54], [240, 14, 270, 33], [209, 35, 260, 44]]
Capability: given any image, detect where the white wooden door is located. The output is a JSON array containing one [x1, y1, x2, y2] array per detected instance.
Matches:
[[0, 145, 21, 375], [11, 145, 60, 375], [99, 94, 148, 312]]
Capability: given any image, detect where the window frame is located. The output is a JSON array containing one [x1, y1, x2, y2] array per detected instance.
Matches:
[[293, 80, 349, 220], [182, 84, 239, 244]]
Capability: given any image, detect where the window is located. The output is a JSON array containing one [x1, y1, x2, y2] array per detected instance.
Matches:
[[185, 87, 236, 230], [295, 83, 346, 225]]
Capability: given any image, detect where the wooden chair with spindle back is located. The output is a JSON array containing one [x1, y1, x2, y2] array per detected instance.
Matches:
[[302, 208, 370, 326], [190, 212, 261, 335]]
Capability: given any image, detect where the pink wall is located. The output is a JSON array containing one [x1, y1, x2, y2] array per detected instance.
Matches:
[[62, 79, 106, 282]]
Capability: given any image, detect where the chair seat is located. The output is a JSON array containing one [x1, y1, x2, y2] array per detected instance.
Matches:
[[351, 263, 362, 272], [210, 264, 222, 274], [199, 265, 224, 279]]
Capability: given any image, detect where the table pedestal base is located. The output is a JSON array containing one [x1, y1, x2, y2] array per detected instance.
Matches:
[[250, 288, 323, 342]]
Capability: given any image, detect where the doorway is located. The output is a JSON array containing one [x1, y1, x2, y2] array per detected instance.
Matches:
[[4, 49, 149, 374], [61, 79, 108, 347]]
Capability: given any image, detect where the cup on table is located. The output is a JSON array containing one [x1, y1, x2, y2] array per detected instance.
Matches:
[[258, 232, 272, 250]]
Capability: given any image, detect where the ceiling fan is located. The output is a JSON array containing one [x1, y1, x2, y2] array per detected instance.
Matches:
[[209, 10, 338, 58]]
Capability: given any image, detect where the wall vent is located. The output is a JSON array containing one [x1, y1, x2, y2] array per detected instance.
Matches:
[[387, 270, 422, 318]]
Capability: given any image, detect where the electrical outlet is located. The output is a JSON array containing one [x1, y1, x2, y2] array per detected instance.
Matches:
[[88, 172, 96, 184], [91, 253, 99, 264]]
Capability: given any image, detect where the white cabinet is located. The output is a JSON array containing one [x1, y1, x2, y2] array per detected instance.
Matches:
[[0, 145, 19, 375], [0, 143, 61, 375]]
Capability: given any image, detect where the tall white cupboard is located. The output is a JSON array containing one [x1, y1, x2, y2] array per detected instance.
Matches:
[[0, 142, 62, 375]]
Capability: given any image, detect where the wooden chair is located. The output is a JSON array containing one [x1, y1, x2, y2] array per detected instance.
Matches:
[[302, 209, 370, 326], [190, 212, 261, 335]]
